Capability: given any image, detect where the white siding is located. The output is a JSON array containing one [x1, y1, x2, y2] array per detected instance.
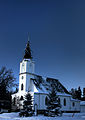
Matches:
[[81, 105, 85, 112], [34, 93, 47, 110], [71, 101, 80, 111], [59, 96, 71, 111]]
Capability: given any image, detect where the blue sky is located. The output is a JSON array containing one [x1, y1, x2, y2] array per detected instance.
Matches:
[[0, 0, 85, 92]]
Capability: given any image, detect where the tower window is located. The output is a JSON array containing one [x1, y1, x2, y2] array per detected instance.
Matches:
[[22, 76, 24, 79], [64, 98, 66, 106], [21, 84, 24, 90]]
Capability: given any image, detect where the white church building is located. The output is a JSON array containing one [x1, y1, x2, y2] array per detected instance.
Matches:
[[12, 41, 80, 113]]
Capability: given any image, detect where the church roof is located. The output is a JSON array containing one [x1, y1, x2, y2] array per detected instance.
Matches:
[[32, 75, 70, 95], [71, 98, 80, 101], [24, 41, 32, 59]]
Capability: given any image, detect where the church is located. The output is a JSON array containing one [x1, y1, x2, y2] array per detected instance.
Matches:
[[12, 40, 80, 113]]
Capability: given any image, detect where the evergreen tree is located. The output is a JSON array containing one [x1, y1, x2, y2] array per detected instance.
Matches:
[[81, 88, 85, 101], [46, 84, 61, 116], [70, 87, 82, 100], [70, 88, 75, 99], [83, 88, 85, 98], [77, 86, 82, 100], [23, 92, 33, 113], [75, 88, 79, 99]]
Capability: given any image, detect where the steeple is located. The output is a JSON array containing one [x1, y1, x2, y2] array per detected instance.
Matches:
[[23, 40, 32, 59]]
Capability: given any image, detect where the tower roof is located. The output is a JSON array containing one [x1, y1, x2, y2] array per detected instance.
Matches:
[[23, 41, 32, 59]]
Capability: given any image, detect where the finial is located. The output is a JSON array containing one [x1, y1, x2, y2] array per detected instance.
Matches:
[[28, 32, 30, 42]]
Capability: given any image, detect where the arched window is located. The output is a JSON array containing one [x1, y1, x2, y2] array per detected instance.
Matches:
[[22, 76, 24, 79], [20, 96, 23, 100], [21, 84, 24, 90], [64, 98, 66, 106], [72, 102, 75, 107], [13, 97, 16, 105], [45, 96, 49, 105]]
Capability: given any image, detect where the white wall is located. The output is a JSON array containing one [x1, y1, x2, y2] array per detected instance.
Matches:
[[70, 101, 80, 111], [80, 105, 85, 112], [59, 96, 71, 111], [26, 60, 35, 74], [26, 74, 34, 92], [19, 59, 35, 92], [34, 93, 80, 112], [34, 93, 47, 110], [19, 74, 26, 92]]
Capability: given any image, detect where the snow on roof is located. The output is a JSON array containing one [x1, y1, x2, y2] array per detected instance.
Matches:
[[71, 98, 80, 102], [32, 75, 71, 96], [80, 101, 85, 105], [57, 92, 71, 97], [34, 83, 48, 94], [12, 92, 19, 97]]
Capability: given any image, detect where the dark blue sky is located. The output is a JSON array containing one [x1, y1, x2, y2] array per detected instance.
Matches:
[[0, 0, 85, 91]]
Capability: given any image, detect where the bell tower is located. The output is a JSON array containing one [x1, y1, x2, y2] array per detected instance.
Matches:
[[19, 40, 35, 93]]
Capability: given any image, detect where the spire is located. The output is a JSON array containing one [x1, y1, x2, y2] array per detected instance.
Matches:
[[23, 35, 32, 59]]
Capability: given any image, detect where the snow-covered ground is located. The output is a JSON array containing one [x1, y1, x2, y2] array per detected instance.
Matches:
[[0, 112, 85, 120]]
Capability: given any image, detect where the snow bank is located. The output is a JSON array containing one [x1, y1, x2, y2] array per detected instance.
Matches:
[[0, 112, 85, 120]]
